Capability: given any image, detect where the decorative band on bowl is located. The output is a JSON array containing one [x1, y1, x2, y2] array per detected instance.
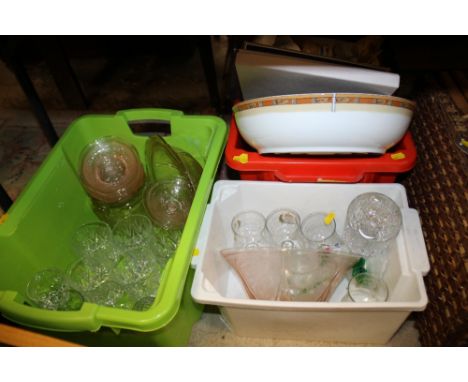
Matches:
[[232, 93, 416, 113]]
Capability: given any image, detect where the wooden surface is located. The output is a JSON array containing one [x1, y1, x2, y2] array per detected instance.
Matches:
[[0, 323, 81, 347]]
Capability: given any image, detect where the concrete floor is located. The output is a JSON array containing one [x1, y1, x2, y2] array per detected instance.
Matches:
[[0, 37, 421, 346]]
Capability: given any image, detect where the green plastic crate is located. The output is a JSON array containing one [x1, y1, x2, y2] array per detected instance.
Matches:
[[0, 108, 227, 345]]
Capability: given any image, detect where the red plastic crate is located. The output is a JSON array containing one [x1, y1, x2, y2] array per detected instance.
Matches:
[[226, 115, 417, 183]]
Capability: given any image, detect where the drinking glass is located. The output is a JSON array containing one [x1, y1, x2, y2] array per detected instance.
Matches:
[[112, 248, 161, 287], [85, 280, 135, 309], [231, 210, 269, 248], [26, 268, 84, 311], [281, 250, 338, 301], [144, 177, 194, 230], [153, 225, 182, 261], [129, 266, 161, 301], [301, 212, 344, 251], [67, 257, 112, 296], [91, 186, 147, 228], [71, 221, 120, 264], [266, 208, 305, 249], [112, 214, 156, 248], [112, 214, 161, 283], [342, 192, 402, 258], [346, 272, 389, 302]]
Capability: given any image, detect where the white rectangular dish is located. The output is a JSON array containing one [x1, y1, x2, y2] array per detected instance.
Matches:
[[235, 49, 401, 98]]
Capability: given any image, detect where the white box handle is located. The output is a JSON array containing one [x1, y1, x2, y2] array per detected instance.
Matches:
[[191, 203, 214, 269], [401, 208, 430, 276]]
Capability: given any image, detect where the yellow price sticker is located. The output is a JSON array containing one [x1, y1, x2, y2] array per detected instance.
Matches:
[[324, 212, 335, 225], [233, 153, 249, 164], [391, 152, 406, 160], [0, 213, 9, 225]]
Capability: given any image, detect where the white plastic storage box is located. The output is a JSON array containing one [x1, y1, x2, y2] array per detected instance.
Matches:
[[191, 181, 430, 344]]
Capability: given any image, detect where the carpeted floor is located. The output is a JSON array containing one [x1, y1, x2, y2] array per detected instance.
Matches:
[[399, 76, 468, 346]]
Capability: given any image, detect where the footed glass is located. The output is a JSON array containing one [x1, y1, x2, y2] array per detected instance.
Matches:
[[266, 208, 306, 249], [231, 210, 269, 248]]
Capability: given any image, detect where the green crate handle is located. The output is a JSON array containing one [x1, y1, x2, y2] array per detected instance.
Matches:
[[116, 108, 184, 123], [0, 291, 101, 332]]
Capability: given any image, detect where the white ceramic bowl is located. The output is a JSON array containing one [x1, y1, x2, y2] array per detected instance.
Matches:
[[233, 93, 416, 154]]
